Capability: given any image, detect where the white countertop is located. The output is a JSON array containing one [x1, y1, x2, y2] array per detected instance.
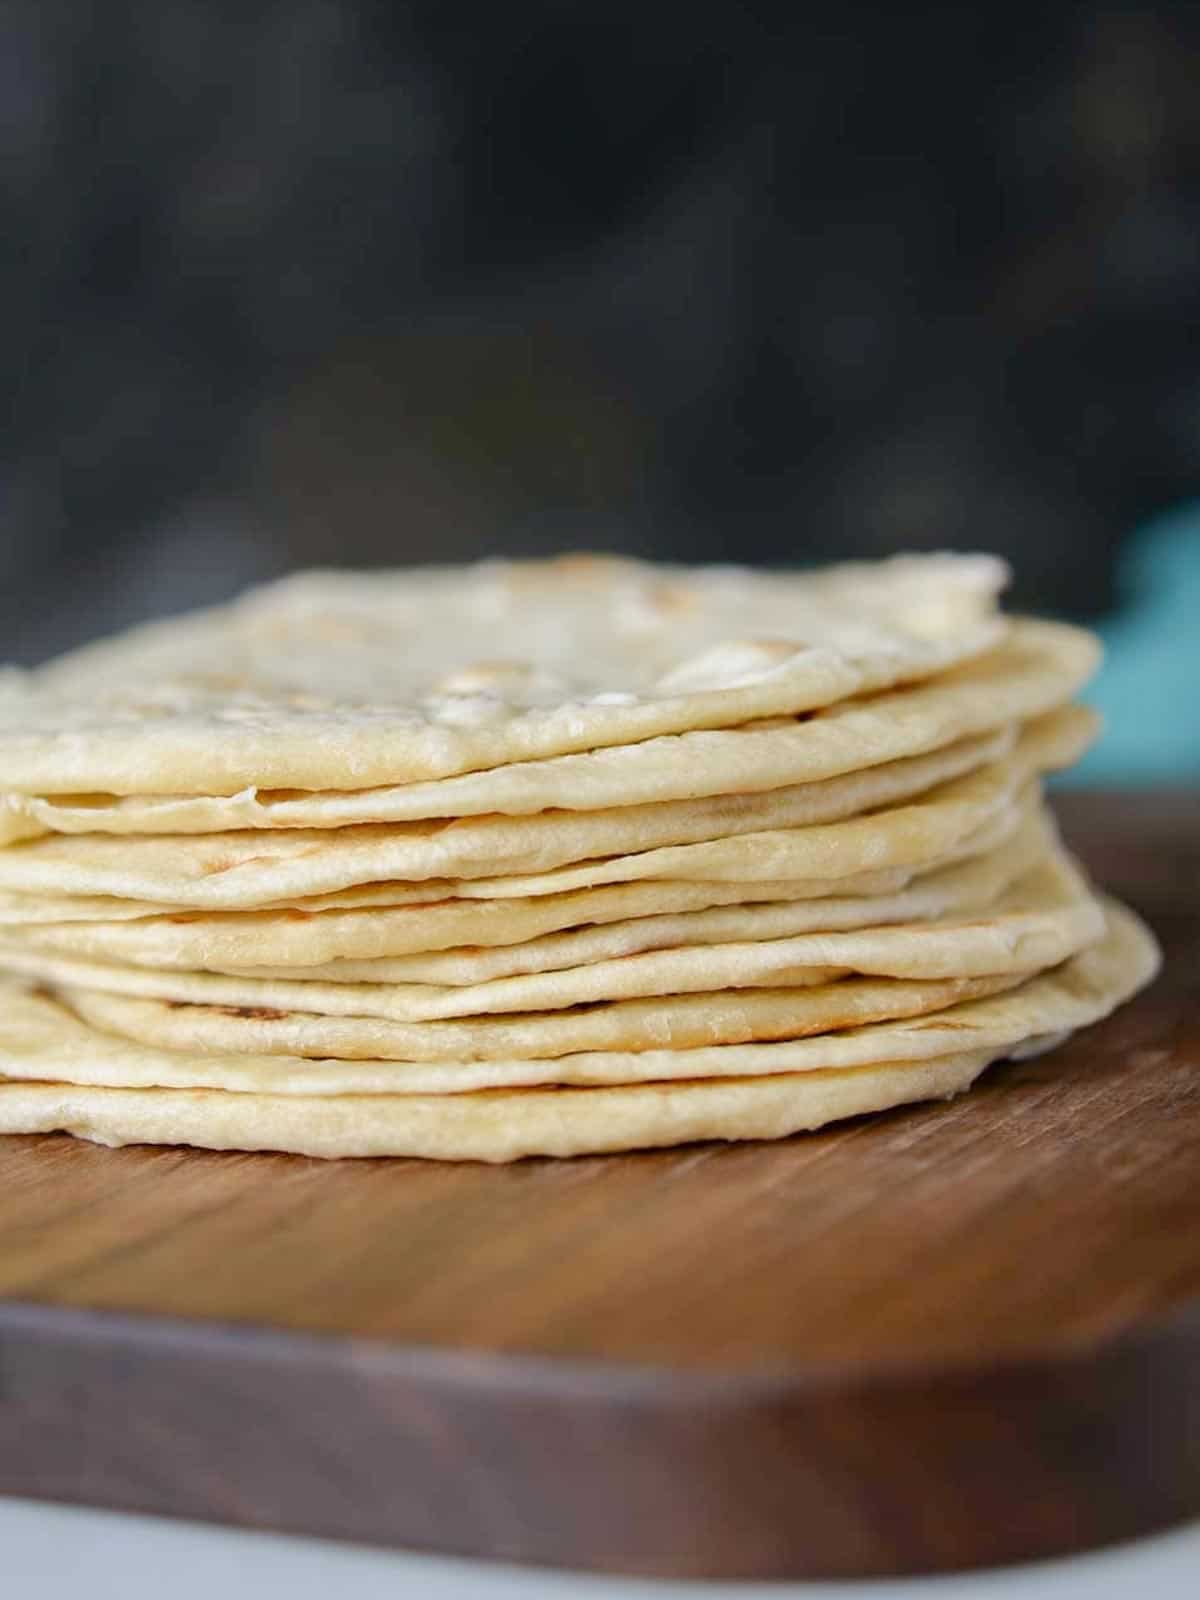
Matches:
[[4, 1499, 1198, 1599]]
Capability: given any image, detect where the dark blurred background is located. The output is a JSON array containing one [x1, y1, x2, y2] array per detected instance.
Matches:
[[3, 3, 1200, 772]]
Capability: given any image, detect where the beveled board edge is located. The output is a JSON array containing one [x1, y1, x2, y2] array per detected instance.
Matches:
[[1, 1293, 1198, 1579]]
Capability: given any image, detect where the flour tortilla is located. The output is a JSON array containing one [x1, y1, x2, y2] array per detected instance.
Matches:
[[0, 869, 923, 925], [0, 717, 1019, 845], [0, 1049, 1000, 1160], [4, 801, 1032, 969], [0, 620, 1096, 840], [420, 710, 1083, 899], [0, 901, 1159, 1157], [0, 896, 1151, 1101], [56, 966, 1027, 1062], [0, 898, 1151, 1097], [0, 554, 1008, 796], [0, 877, 471, 924], [0, 936, 842, 1019], [0, 812, 953, 904], [0, 864, 926, 956], [0, 716, 1061, 907], [227, 810, 1058, 983], [0, 855, 1100, 1023]]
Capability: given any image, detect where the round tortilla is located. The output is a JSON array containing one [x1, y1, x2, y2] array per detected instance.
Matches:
[[0, 622, 1096, 841], [0, 728, 1057, 907], [3, 808, 1042, 969], [0, 718, 1018, 844], [0, 900, 1159, 1157], [0, 856, 1102, 1021], [0, 554, 1008, 795], [0, 1050, 997, 1161], [221, 810, 1058, 983], [55, 969, 1026, 1062], [0, 897, 1152, 1097]]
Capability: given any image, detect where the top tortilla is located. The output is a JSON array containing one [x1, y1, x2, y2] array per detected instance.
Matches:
[[0, 553, 1007, 794]]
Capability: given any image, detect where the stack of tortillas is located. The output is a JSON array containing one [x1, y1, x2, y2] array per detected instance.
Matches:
[[0, 554, 1158, 1160]]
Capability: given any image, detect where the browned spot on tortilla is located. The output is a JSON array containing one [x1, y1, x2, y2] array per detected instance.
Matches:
[[649, 582, 700, 616], [163, 1000, 287, 1017], [202, 854, 278, 876]]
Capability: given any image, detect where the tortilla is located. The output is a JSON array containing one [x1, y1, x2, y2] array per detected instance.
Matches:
[[224, 810, 1059, 983], [0, 1050, 1000, 1160], [416, 714, 1079, 899], [0, 554, 1007, 796], [0, 625, 1098, 854], [5, 802, 1038, 968], [0, 855, 1101, 1021], [0, 548, 1143, 1168], [58, 968, 1026, 1062], [0, 717, 1018, 844], [0, 897, 1153, 1098], [0, 720, 1060, 907], [0, 877, 468, 924], [0, 902, 1158, 1158]]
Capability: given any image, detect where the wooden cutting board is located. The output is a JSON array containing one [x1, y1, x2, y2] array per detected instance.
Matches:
[[0, 790, 1196, 1581]]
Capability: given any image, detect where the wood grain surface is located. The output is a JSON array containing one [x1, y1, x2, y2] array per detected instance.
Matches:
[[0, 788, 1196, 1579]]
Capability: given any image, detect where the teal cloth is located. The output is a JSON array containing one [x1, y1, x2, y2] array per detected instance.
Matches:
[[1067, 504, 1200, 784]]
